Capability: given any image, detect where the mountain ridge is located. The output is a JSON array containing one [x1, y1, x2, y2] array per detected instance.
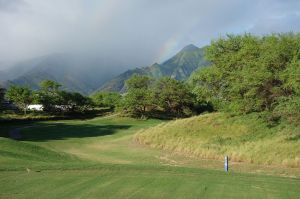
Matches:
[[98, 44, 209, 92]]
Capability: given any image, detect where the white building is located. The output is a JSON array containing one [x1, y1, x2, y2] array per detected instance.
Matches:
[[27, 104, 44, 111]]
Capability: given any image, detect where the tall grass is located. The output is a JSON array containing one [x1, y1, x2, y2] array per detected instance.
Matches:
[[135, 113, 300, 167]]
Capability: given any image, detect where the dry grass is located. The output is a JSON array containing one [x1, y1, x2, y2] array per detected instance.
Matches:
[[135, 113, 300, 167]]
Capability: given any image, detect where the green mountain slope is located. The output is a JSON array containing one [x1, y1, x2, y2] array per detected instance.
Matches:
[[99, 44, 209, 92]]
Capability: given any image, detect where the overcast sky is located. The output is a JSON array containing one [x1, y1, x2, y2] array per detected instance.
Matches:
[[0, 0, 300, 69]]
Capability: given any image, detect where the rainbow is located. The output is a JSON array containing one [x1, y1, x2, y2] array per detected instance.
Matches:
[[156, 33, 182, 62]]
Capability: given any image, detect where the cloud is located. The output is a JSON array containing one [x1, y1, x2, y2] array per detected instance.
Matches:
[[249, 13, 300, 34], [0, 0, 299, 69], [0, 0, 26, 12]]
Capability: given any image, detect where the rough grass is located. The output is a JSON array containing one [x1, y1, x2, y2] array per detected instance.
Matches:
[[135, 113, 300, 167]]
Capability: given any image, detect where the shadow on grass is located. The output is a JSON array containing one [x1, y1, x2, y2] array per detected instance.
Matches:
[[19, 123, 132, 142]]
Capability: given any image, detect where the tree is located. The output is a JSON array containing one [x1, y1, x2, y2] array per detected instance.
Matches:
[[123, 75, 153, 117], [38, 80, 62, 112], [152, 77, 193, 116], [69, 92, 92, 113], [91, 92, 121, 109], [60, 91, 92, 113], [39, 80, 61, 92], [5, 85, 32, 114]]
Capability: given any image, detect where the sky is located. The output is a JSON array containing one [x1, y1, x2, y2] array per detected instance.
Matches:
[[0, 0, 300, 69]]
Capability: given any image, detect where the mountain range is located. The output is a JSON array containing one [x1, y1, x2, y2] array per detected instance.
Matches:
[[0, 44, 209, 94], [98, 44, 209, 92]]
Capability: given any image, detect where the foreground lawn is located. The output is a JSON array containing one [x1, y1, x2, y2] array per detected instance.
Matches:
[[0, 115, 299, 198], [1, 166, 299, 199]]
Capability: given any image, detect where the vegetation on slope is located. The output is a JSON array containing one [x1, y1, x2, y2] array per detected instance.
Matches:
[[135, 113, 300, 167]]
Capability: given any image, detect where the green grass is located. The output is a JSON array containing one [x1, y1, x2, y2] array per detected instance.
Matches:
[[135, 112, 300, 167], [0, 115, 299, 198], [1, 167, 299, 199]]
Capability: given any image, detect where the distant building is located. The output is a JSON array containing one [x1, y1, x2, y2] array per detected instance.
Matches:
[[27, 104, 44, 111]]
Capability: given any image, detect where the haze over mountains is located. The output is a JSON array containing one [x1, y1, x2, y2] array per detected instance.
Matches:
[[0, 44, 209, 94], [0, 54, 124, 94]]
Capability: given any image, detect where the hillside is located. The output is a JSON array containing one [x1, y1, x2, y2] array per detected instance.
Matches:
[[135, 113, 300, 167], [99, 44, 209, 92]]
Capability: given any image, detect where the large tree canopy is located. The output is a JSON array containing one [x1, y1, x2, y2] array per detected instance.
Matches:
[[38, 80, 63, 112], [152, 77, 193, 115], [191, 33, 300, 123], [123, 75, 153, 117]]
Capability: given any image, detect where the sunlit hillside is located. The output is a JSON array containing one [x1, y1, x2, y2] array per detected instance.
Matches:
[[135, 113, 300, 167]]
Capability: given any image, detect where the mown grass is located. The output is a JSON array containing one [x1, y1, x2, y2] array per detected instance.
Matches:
[[1, 166, 299, 199], [0, 115, 299, 198], [135, 112, 300, 167], [0, 116, 162, 170]]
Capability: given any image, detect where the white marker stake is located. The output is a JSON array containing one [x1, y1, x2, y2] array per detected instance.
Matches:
[[224, 156, 228, 172]]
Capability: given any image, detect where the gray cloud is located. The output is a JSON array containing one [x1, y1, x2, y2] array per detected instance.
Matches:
[[0, 0, 299, 69], [0, 0, 26, 12], [249, 13, 300, 34]]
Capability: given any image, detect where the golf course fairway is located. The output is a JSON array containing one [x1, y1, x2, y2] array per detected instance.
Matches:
[[0, 116, 299, 198]]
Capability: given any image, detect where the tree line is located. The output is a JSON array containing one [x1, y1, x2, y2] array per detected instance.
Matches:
[[1, 76, 199, 118], [2, 80, 92, 114]]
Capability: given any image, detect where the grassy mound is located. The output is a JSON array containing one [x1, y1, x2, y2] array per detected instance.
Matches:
[[135, 113, 300, 167]]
